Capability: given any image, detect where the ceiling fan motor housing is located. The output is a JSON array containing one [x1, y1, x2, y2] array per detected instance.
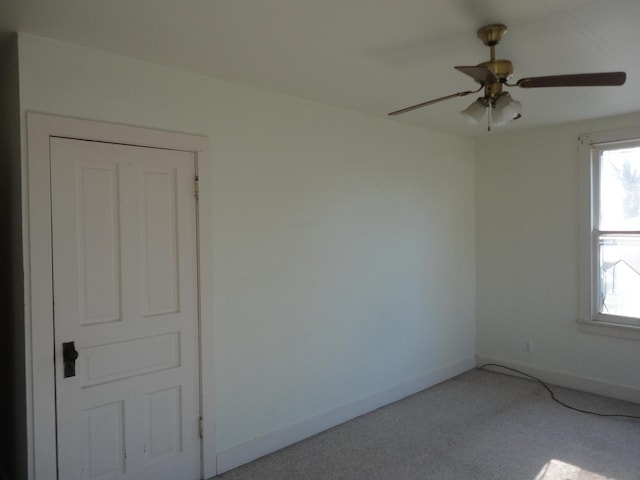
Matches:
[[477, 24, 513, 83], [479, 59, 513, 82]]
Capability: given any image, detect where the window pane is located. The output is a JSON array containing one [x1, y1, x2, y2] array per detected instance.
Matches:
[[599, 235, 640, 318], [599, 148, 640, 230]]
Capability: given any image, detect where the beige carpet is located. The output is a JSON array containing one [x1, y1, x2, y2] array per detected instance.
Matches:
[[214, 368, 640, 480]]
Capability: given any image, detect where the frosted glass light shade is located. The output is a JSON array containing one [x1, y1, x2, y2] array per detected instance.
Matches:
[[493, 93, 522, 127], [460, 99, 487, 124]]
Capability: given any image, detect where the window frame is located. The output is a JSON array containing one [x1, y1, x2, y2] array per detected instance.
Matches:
[[578, 127, 640, 340]]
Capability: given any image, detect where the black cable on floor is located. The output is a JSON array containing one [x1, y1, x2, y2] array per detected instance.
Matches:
[[478, 363, 640, 420]]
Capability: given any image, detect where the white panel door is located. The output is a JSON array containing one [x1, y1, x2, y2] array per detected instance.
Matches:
[[51, 137, 201, 480]]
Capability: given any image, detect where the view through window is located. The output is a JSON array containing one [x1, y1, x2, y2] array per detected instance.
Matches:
[[596, 145, 640, 323]]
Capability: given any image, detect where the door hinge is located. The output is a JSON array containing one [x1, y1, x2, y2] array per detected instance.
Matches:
[[199, 415, 204, 439], [194, 175, 200, 200]]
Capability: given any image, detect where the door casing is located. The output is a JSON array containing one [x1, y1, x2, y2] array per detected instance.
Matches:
[[26, 113, 215, 479]]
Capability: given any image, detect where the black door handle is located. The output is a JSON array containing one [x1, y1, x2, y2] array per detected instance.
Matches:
[[63, 341, 79, 378]]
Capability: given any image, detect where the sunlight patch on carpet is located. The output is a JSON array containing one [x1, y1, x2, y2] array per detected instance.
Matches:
[[534, 459, 611, 480]]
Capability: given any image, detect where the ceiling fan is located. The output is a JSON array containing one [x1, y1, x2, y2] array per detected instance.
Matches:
[[388, 24, 626, 130]]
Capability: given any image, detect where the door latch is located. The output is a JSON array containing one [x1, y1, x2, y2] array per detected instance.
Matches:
[[62, 341, 79, 378]]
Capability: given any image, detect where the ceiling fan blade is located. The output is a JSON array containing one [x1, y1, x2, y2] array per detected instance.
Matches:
[[388, 88, 481, 116], [455, 65, 499, 84], [517, 71, 626, 88]]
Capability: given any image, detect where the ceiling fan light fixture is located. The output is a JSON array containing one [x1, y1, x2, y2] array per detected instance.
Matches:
[[492, 93, 522, 127], [460, 98, 487, 124]]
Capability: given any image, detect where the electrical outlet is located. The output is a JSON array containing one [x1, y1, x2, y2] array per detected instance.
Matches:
[[523, 340, 533, 352]]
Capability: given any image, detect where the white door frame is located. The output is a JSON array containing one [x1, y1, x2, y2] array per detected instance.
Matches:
[[26, 112, 216, 479]]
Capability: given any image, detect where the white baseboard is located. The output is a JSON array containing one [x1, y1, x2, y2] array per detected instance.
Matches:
[[476, 355, 640, 404], [215, 355, 476, 474]]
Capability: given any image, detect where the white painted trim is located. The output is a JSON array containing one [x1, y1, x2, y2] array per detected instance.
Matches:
[[216, 356, 475, 474], [579, 126, 640, 146], [577, 318, 640, 341], [25, 112, 215, 479], [577, 134, 595, 324], [476, 355, 640, 404], [194, 140, 217, 479]]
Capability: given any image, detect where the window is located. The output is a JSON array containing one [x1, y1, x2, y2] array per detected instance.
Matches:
[[578, 128, 640, 338]]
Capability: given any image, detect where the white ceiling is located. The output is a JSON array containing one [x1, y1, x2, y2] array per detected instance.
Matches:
[[2, 0, 639, 136]]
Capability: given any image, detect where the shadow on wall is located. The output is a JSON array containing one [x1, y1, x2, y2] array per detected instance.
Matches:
[[0, 33, 25, 480]]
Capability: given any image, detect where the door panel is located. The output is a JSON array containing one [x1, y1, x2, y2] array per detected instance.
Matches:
[[144, 386, 182, 463], [80, 332, 181, 388], [141, 167, 180, 316], [51, 138, 201, 480], [77, 163, 122, 325], [83, 401, 126, 479]]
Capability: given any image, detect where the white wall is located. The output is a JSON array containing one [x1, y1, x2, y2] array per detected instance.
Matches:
[[18, 34, 476, 473], [476, 113, 640, 402]]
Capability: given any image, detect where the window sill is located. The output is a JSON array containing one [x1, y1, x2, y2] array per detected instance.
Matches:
[[577, 318, 640, 341]]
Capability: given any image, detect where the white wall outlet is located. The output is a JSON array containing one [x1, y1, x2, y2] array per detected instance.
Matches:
[[523, 340, 533, 352]]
